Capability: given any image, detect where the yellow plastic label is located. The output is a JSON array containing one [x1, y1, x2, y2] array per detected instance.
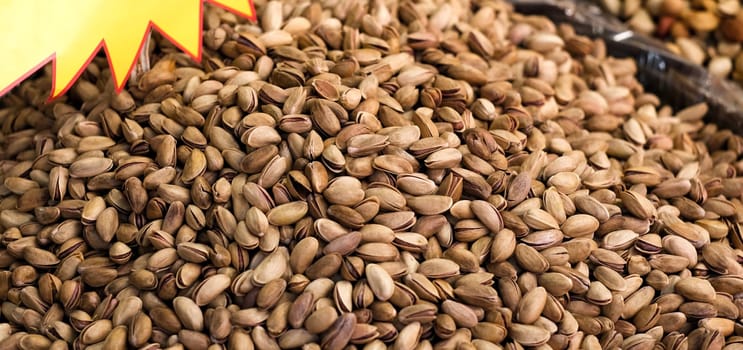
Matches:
[[0, 0, 255, 100]]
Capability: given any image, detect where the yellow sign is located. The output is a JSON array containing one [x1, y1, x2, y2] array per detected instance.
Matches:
[[0, 0, 255, 99]]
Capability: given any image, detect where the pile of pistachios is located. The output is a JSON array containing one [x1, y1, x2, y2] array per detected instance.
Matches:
[[0, 0, 742, 349], [600, 0, 743, 82]]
